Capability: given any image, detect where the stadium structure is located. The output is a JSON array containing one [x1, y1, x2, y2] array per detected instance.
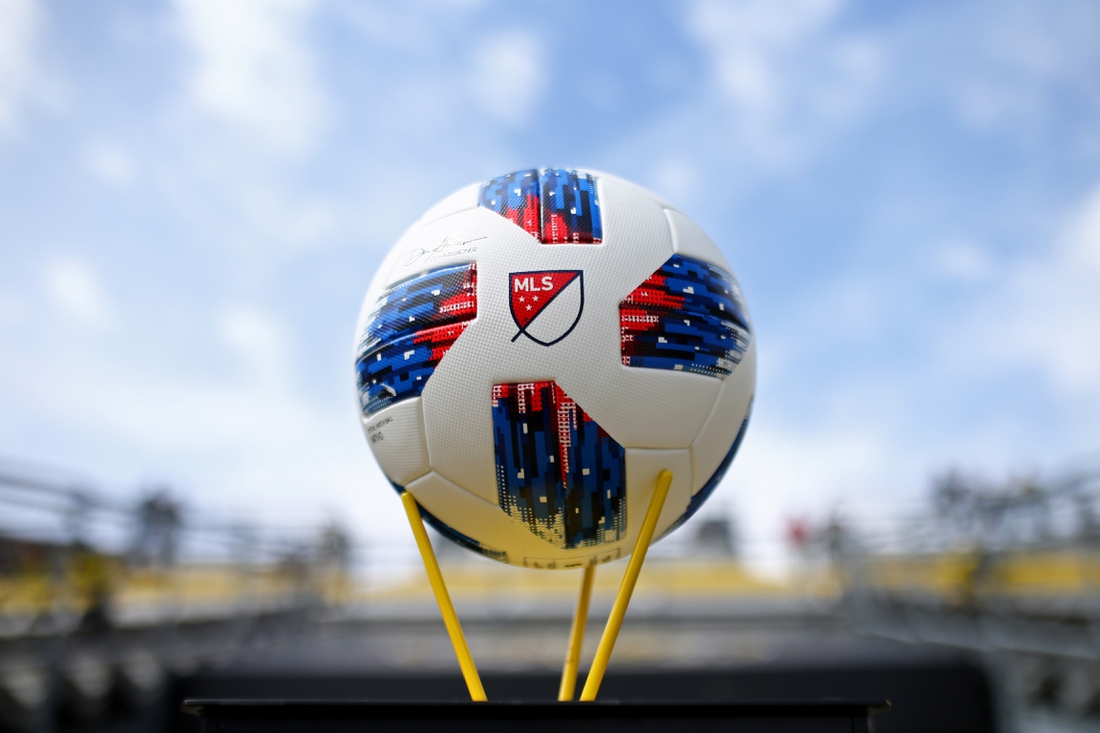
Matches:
[[0, 459, 1098, 732]]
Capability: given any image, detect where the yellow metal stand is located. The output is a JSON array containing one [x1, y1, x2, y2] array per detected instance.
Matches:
[[579, 469, 672, 702], [401, 491, 487, 702], [400, 470, 671, 703], [557, 565, 596, 701]]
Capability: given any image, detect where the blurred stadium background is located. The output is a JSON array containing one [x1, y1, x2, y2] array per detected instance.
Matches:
[[1, 456, 1098, 731]]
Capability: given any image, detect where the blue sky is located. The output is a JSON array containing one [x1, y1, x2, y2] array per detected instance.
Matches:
[[1, 0, 1098, 557]]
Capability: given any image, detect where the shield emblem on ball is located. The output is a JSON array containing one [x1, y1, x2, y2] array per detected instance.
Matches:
[[509, 270, 584, 346]]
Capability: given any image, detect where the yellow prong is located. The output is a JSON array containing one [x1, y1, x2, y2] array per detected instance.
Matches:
[[401, 490, 487, 702], [579, 469, 672, 702], [558, 564, 596, 701]]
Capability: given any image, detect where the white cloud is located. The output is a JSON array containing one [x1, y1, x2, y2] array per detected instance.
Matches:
[[1067, 185, 1100, 273], [946, 2, 1100, 136], [715, 415, 903, 568], [933, 239, 994, 283], [730, 422, 888, 508], [174, 0, 328, 155], [218, 305, 290, 387], [469, 29, 543, 125], [1000, 184, 1100, 395], [243, 188, 336, 247], [696, 0, 841, 111], [23, 346, 394, 532], [721, 185, 1100, 566], [0, 290, 390, 533], [687, 0, 883, 166], [43, 258, 114, 329], [651, 158, 698, 205], [0, 0, 40, 136], [84, 140, 137, 187], [0, 292, 26, 327]]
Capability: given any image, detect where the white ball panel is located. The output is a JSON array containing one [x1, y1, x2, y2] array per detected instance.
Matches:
[[521, 548, 626, 570], [587, 169, 681, 213], [418, 182, 480, 227], [572, 369, 718, 450], [550, 177, 718, 448], [421, 182, 695, 500], [666, 208, 731, 271], [594, 174, 677, 304], [624, 448, 693, 540], [362, 398, 430, 487], [418, 209, 551, 504], [405, 471, 542, 556], [690, 339, 756, 493], [383, 207, 500, 290]]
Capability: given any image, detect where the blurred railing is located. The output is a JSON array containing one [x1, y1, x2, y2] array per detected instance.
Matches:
[[3, 456, 1100, 728]]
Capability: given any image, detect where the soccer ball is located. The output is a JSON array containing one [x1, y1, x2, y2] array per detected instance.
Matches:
[[355, 169, 754, 569]]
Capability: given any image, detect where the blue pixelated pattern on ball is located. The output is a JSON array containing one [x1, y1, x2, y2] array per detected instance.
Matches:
[[356, 264, 476, 416], [492, 382, 625, 550], [478, 169, 540, 238], [620, 254, 751, 379], [539, 169, 602, 244], [477, 168, 602, 244]]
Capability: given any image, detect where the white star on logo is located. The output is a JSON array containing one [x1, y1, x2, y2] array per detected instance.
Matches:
[[518, 296, 525, 302], [533, 295, 539, 301], [526, 305, 532, 311]]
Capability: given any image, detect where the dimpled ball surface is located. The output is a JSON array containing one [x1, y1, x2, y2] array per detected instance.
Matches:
[[355, 169, 754, 569]]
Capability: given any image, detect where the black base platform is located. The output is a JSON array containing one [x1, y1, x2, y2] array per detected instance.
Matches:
[[182, 700, 890, 732]]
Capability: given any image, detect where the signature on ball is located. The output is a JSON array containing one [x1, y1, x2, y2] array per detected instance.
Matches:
[[403, 235, 486, 267]]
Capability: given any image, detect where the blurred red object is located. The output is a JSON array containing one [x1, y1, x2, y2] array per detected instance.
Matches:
[[786, 518, 809, 550]]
